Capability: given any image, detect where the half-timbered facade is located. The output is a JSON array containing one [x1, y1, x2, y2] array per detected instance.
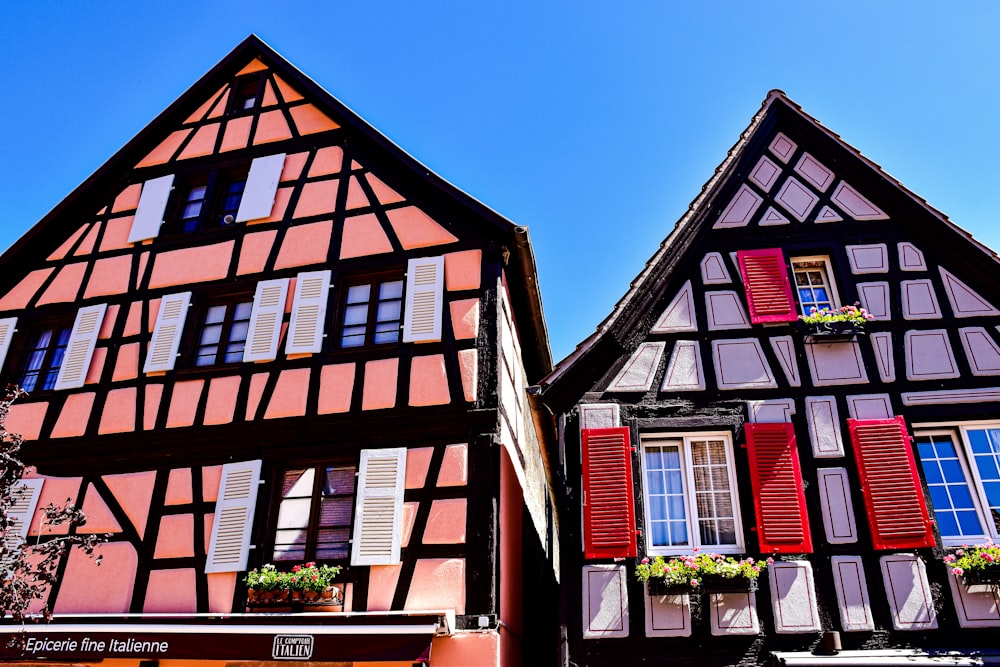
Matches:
[[0, 36, 557, 667], [535, 91, 1000, 666]]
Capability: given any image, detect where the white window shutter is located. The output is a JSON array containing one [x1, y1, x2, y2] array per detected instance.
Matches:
[[235, 153, 286, 223], [205, 459, 262, 573], [244, 278, 289, 362], [4, 479, 43, 553], [143, 292, 192, 373], [0, 317, 17, 373], [351, 447, 406, 566], [286, 270, 331, 355], [54, 304, 107, 390], [402, 256, 444, 343], [128, 174, 175, 243]]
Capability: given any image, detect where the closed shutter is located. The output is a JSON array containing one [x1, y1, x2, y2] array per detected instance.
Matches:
[[737, 248, 798, 323], [745, 422, 812, 553], [128, 174, 175, 243], [205, 459, 262, 573], [235, 153, 286, 223], [286, 270, 331, 354], [402, 256, 444, 343], [0, 317, 17, 373], [351, 448, 407, 566], [848, 417, 935, 550], [581, 427, 636, 560], [54, 304, 107, 390], [4, 479, 43, 553], [143, 292, 191, 373], [243, 278, 289, 362]]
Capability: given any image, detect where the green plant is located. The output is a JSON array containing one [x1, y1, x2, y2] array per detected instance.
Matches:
[[635, 552, 771, 588], [799, 303, 873, 326], [243, 563, 282, 591], [943, 543, 1000, 577], [243, 562, 341, 592]]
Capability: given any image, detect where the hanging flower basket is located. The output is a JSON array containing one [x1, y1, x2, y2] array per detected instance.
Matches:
[[798, 305, 872, 343], [960, 569, 1000, 591], [944, 544, 1000, 593]]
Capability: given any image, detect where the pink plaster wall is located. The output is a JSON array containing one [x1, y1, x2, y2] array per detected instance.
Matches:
[[281, 151, 309, 181], [289, 104, 339, 134], [275, 76, 303, 102], [237, 230, 278, 275], [386, 206, 458, 250], [341, 213, 393, 259], [309, 146, 343, 177], [48, 228, 86, 262], [144, 383, 164, 430], [317, 363, 355, 414], [257, 186, 292, 224], [74, 223, 101, 256], [124, 301, 143, 336], [404, 558, 465, 614], [0, 268, 54, 311], [149, 242, 234, 288], [204, 375, 241, 425], [366, 564, 402, 612], [186, 90, 220, 123], [98, 387, 137, 434], [27, 475, 82, 535], [84, 254, 132, 298], [274, 220, 333, 269], [144, 568, 197, 612], [7, 401, 48, 441], [500, 448, 524, 644], [208, 572, 237, 613], [294, 179, 339, 218], [99, 304, 120, 339], [429, 632, 500, 667], [458, 349, 478, 402], [165, 468, 193, 505], [80, 483, 122, 533], [405, 447, 433, 489], [445, 250, 483, 291], [104, 470, 156, 538], [136, 129, 191, 167], [51, 392, 96, 438], [54, 543, 137, 613], [254, 109, 293, 144], [178, 123, 219, 159], [423, 499, 467, 544], [202, 465, 223, 502], [362, 358, 398, 410], [367, 173, 405, 205], [166, 380, 205, 428], [153, 514, 195, 559], [136, 251, 150, 290], [112, 183, 142, 213], [401, 501, 418, 547], [220, 116, 252, 152], [263, 368, 311, 419], [408, 354, 450, 406], [99, 216, 134, 252], [85, 347, 107, 385], [345, 175, 371, 210], [450, 299, 480, 340], [112, 342, 139, 381], [36, 262, 86, 305], [237, 58, 267, 75], [245, 372, 270, 420], [438, 443, 469, 487]]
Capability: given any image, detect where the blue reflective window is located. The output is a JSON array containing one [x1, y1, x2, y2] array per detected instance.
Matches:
[[915, 433, 985, 541]]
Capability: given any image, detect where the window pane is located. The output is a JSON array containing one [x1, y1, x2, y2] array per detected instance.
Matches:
[[379, 280, 403, 300], [915, 434, 984, 539], [276, 498, 313, 530], [204, 305, 227, 325], [343, 304, 369, 327], [199, 323, 223, 346], [376, 300, 401, 323], [644, 444, 688, 548], [691, 440, 737, 547], [346, 285, 371, 305]]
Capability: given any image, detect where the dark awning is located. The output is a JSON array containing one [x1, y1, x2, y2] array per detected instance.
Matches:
[[771, 649, 1000, 666]]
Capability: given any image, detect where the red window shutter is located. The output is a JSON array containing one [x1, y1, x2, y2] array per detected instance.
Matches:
[[848, 417, 935, 550], [745, 422, 813, 553], [581, 427, 636, 560], [737, 248, 798, 323]]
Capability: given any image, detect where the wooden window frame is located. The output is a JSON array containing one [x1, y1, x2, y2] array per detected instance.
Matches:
[[228, 72, 266, 116], [162, 164, 249, 236], [9, 318, 74, 394], [791, 255, 841, 316], [184, 291, 254, 369], [334, 270, 405, 350]]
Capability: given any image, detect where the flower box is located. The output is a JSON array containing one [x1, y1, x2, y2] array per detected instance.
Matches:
[[699, 573, 759, 593], [799, 320, 865, 343], [247, 585, 343, 610], [646, 579, 694, 596], [960, 568, 1000, 593]]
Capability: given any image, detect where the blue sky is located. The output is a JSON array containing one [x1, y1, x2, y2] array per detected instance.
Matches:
[[2, 2, 998, 362]]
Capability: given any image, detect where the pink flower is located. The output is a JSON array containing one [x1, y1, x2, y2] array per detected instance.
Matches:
[[305, 562, 316, 568], [953, 567, 964, 576], [693, 547, 700, 553], [292, 565, 301, 572], [957, 549, 965, 557], [641, 557, 649, 564], [982, 553, 994, 562], [690, 579, 699, 587], [766, 557, 774, 565], [943, 555, 956, 563]]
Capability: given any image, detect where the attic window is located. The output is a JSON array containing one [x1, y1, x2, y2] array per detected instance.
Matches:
[[165, 166, 248, 234], [791, 256, 840, 315], [230, 74, 264, 115]]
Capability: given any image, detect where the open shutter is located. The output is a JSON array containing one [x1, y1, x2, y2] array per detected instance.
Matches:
[[143, 292, 191, 373], [402, 256, 444, 343], [737, 248, 798, 323], [286, 270, 331, 354], [848, 417, 935, 550], [54, 304, 107, 390], [205, 459, 262, 573], [0, 317, 17, 372], [235, 153, 286, 223], [128, 174, 175, 243], [243, 278, 289, 362], [4, 479, 43, 553], [351, 448, 406, 566], [745, 422, 812, 553], [581, 427, 636, 560]]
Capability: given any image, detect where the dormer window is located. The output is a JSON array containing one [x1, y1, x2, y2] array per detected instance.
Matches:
[[230, 74, 264, 115]]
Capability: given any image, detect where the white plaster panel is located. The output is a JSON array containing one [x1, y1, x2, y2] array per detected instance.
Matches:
[[959, 327, 1000, 376], [661, 341, 705, 392], [706, 291, 750, 330], [946, 567, 1000, 627], [831, 182, 888, 220], [939, 267, 1000, 317], [902, 387, 1000, 406], [815, 206, 843, 223], [804, 341, 869, 386], [769, 133, 797, 163], [794, 153, 835, 192], [645, 587, 692, 637], [714, 184, 763, 228], [759, 207, 790, 226], [579, 403, 620, 430], [747, 399, 795, 423], [769, 561, 821, 634], [880, 554, 937, 631], [775, 177, 818, 222], [898, 243, 927, 272], [817, 468, 858, 544], [712, 339, 777, 390], [607, 342, 666, 393], [905, 329, 959, 381], [710, 592, 759, 636], [846, 394, 894, 420], [651, 280, 697, 333], [806, 396, 845, 457], [770, 336, 801, 387], [831, 556, 875, 631], [857, 282, 891, 321], [701, 253, 732, 285], [870, 332, 895, 383], [846, 244, 889, 274], [583, 565, 629, 638], [749, 155, 782, 192], [901, 280, 942, 320]]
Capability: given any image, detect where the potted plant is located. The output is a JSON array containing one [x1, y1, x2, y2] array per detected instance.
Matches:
[[944, 543, 1000, 592], [798, 304, 873, 342], [296, 562, 343, 603], [636, 552, 770, 595], [244, 563, 282, 603], [243, 562, 343, 607]]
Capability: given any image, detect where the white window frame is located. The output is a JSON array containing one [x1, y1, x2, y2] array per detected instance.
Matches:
[[790, 255, 841, 316], [912, 420, 1000, 546], [638, 431, 744, 556]]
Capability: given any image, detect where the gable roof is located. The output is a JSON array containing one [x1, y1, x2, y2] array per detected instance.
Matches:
[[535, 89, 1000, 410]]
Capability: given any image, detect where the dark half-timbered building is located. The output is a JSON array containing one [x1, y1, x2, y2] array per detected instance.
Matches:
[[534, 91, 1000, 666], [0, 36, 557, 667]]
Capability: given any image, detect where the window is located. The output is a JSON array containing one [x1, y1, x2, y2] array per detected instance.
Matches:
[[272, 463, 357, 563], [914, 423, 1000, 545], [639, 432, 743, 555], [17, 325, 72, 392], [230, 74, 264, 115], [192, 297, 253, 366], [791, 256, 839, 315], [339, 275, 404, 348], [166, 167, 248, 234]]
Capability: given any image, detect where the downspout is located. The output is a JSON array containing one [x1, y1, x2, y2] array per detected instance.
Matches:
[[513, 226, 553, 376]]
